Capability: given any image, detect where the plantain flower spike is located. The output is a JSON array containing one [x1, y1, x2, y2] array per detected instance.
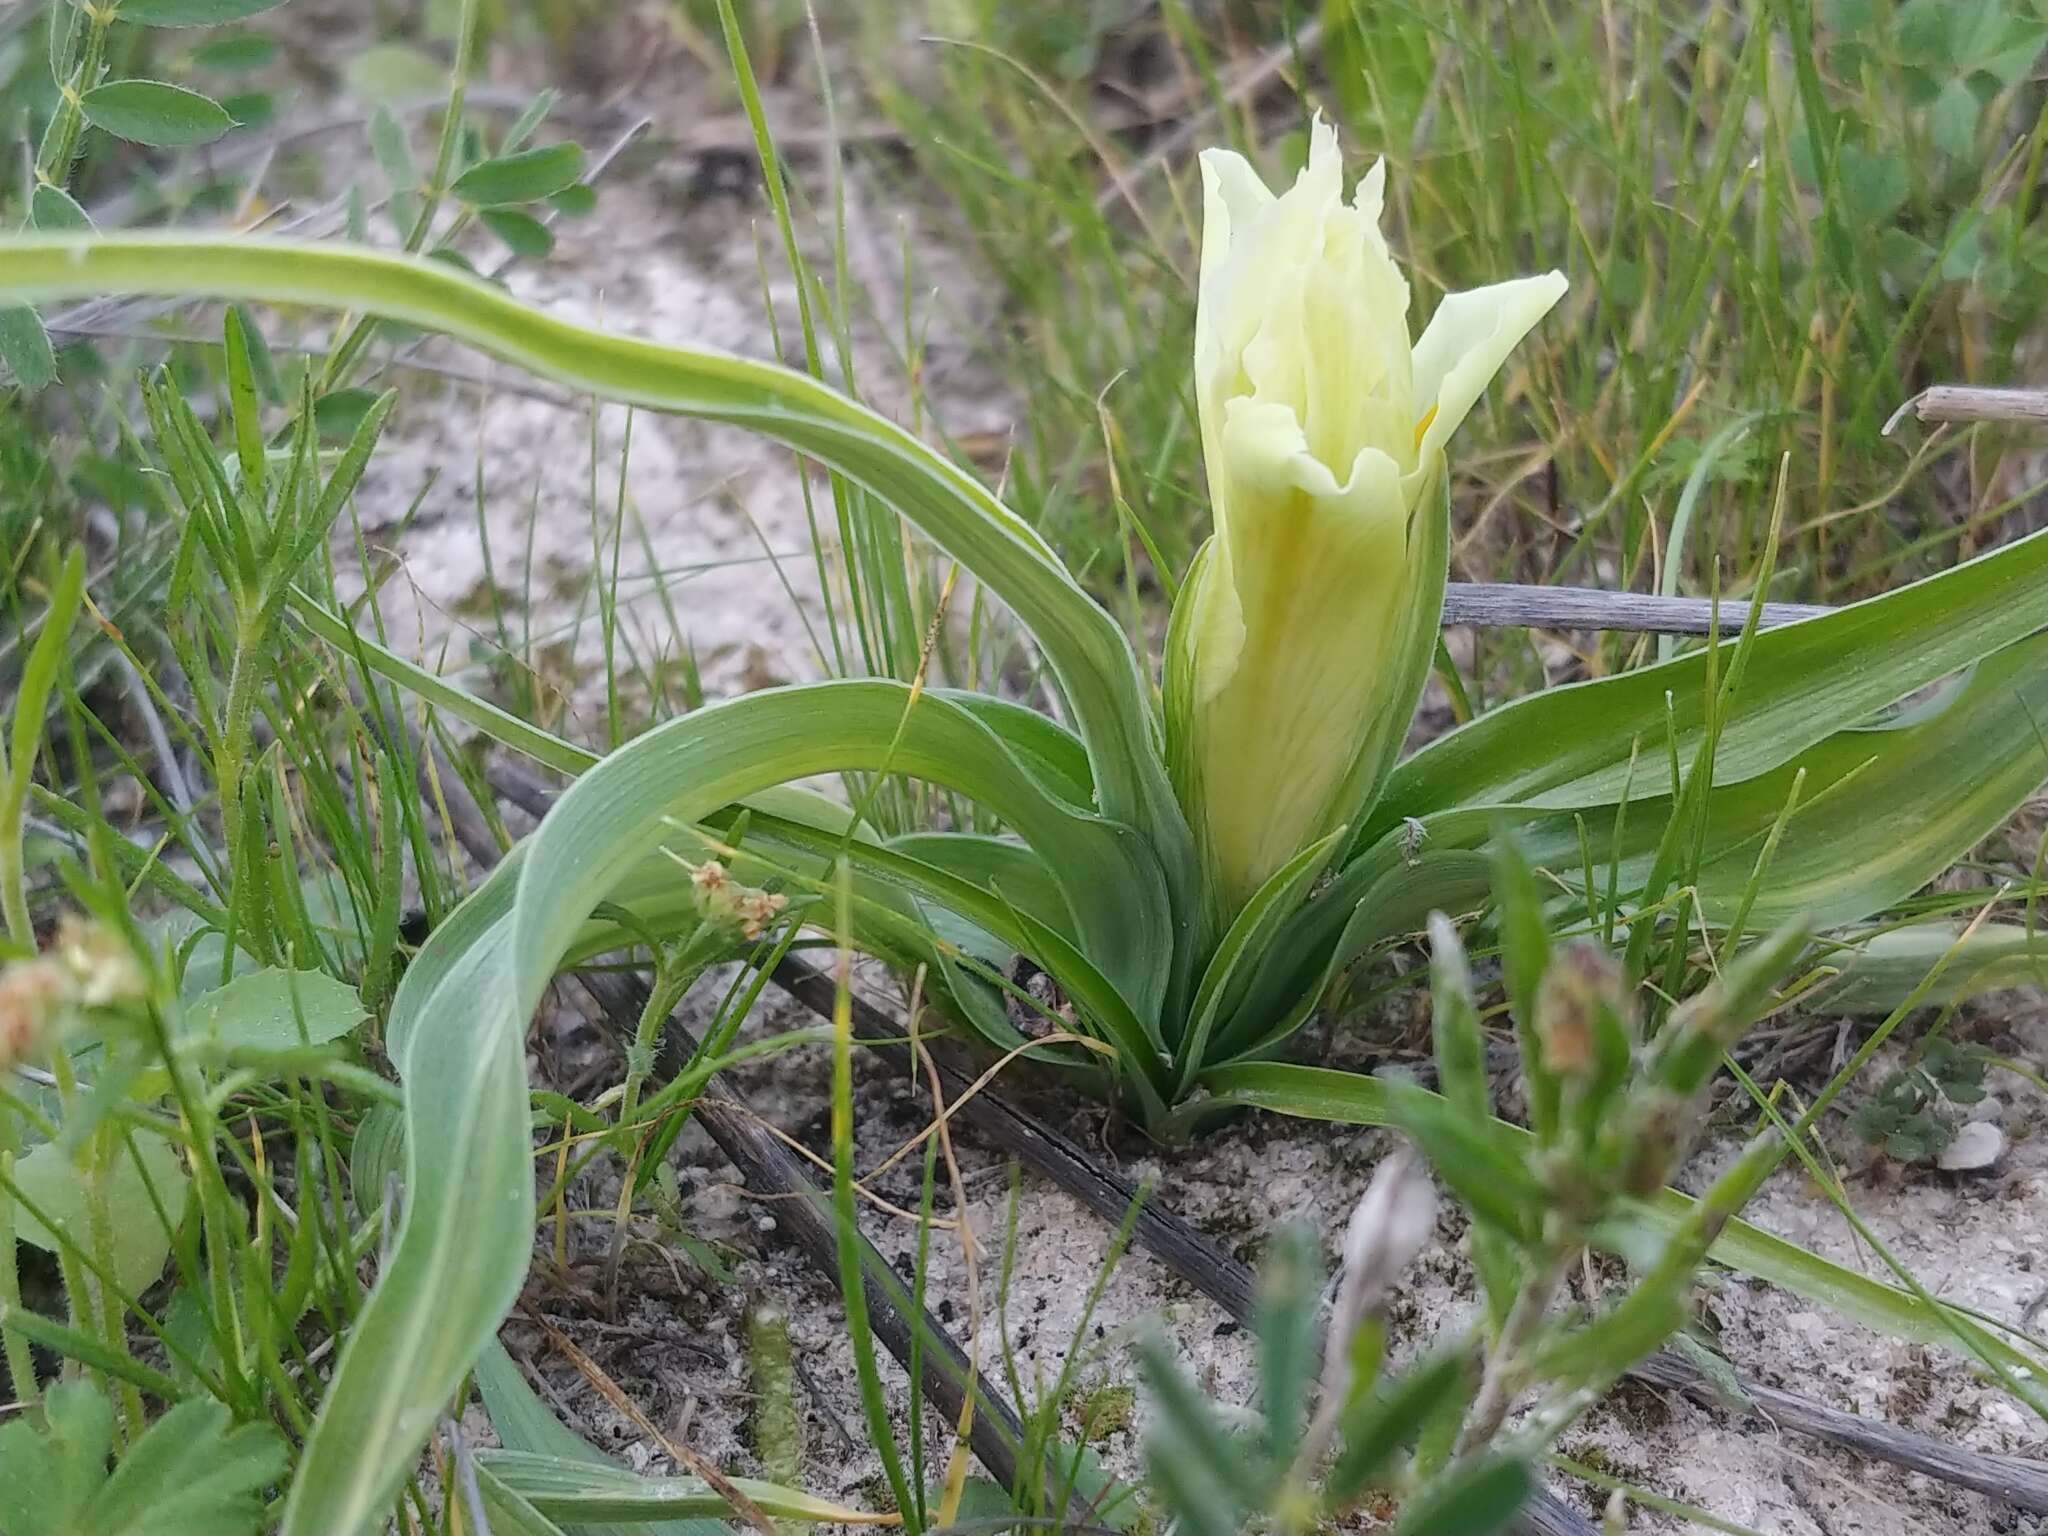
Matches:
[[1168, 117, 1565, 915]]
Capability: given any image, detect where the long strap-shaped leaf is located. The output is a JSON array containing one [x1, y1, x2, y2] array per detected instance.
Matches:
[[1364, 521, 2048, 845], [501, 679, 1171, 1029], [298, 680, 1171, 1536], [0, 233, 1197, 926], [1225, 631, 2048, 1059]]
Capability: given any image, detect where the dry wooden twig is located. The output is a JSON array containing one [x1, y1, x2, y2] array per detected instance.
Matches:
[[1442, 582, 1830, 635], [1886, 385, 2048, 435]]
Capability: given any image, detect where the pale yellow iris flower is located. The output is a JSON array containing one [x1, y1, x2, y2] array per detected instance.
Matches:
[[1170, 117, 1566, 915]]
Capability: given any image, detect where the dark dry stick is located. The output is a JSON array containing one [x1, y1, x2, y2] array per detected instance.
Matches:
[[573, 969, 1035, 1496], [1441, 583, 1830, 635], [1629, 1351, 2048, 1514]]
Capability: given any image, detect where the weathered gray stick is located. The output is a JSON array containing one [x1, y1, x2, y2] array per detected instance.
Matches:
[[1886, 385, 2048, 433], [1442, 583, 1831, 635], [1630, 1351, 2048, 1513]]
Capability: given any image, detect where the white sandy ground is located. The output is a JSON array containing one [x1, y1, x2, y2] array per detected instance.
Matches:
[[326, 59, 2048, 1536], [496, 974, 2047, 1536]]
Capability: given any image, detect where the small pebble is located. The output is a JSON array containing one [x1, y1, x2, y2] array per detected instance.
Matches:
[[1939, 1120, 2006, 1172]]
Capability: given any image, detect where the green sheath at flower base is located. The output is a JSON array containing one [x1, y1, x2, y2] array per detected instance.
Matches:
[[1168, 117, 1566, 916]]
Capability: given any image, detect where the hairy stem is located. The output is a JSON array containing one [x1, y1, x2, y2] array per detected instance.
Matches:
[[33, 1, 115, 193], [1457, 1250, 1572, 1457]]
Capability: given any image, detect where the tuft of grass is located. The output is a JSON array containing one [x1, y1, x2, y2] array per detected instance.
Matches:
[[860, 0, 2048, 685]]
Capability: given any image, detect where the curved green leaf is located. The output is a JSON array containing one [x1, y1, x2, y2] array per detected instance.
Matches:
[[289, 679, 1172, 1532], [887, 831, 1077, 944], [1173, 828, 1344, 1094], [0, 234, 1194, 930], [477, 1450, 881, 1525], [477, 1343, 725, 1536], [1228, 629, 2048, 1058], [1367, 521, 2048, 844], [283, 847, 528, 1536], [1817, 921, 2048, 1014], [936, 689, 1094, 807], [507, 679, 1169, 1024]]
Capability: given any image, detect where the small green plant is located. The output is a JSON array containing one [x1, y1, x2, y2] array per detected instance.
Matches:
[[1139, 863, 1812, 1536], [1136, 1160, 1526, 1536], [0, 0, 298, 392], [1850, 1036, 1991, 1164], [0, 1377, 286, 1536]]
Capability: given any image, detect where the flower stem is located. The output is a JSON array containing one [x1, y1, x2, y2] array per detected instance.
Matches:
[[34, 2, 116, 194], [1456, 1249, 1571, 1456]]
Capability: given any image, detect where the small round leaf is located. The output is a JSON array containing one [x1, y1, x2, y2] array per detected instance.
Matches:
[[119, 0, 291, 23], [30, 184, 94, 232], [450, 142, 586, 207], [480, 206, 554, 259], [81, 80, 235, 147]]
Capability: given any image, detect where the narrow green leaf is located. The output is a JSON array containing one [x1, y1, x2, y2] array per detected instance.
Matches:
[[476, 1343, 727, 1536], [367, 106, 416, 195], [1367, 521, 2048, 843], [1817, 922, 2048, 1014], [80, 81, 235, 147], [221, 304, 266, 490], [479, 1450, 878, 1525], [1327, 1346, 1474, 1501], [8, 546, 86, 782], [500, 89, 560, 155], [1175, 828, 1343, 1094], [1390, 1457, 1531, 1536]]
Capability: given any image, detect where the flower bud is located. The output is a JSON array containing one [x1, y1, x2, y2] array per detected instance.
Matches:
[[54, 913, 145, 1008], [1534, 943, 1632, 1081], [1166, 116, 1565, 915], [0, 957, 69, 1070], [1332, 1146, 1438, 1333], [688, 860, 787, 941]]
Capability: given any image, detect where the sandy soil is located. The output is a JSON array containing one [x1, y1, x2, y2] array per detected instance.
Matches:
[[326, 50, 2048, 1536]]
